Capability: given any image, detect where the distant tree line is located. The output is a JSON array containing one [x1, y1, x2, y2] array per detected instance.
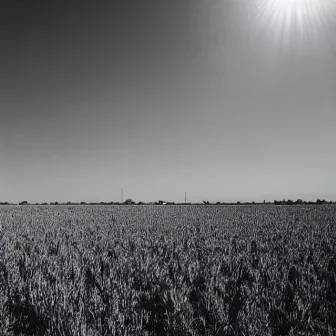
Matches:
[[0, 198, 333, 206], [273, 199, 331, 205]]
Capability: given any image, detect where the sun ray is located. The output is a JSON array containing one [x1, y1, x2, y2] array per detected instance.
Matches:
[[243, 0, 336, 56]]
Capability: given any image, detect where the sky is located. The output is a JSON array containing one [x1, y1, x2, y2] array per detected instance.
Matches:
[[0, 0, 336, 203]]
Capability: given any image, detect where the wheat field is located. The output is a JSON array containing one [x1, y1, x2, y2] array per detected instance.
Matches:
[[0, 204, 335, 335]]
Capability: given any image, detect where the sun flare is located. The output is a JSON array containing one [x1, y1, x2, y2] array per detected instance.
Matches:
[[249, 0, 336, 51], [270, 0, 324, 25]]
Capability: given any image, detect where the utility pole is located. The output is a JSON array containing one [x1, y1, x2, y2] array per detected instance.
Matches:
[[121, 189, 123, 203], [185, 192, 187, 204]]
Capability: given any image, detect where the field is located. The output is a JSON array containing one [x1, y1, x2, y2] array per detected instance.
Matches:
[[0, 204, 335, 336]]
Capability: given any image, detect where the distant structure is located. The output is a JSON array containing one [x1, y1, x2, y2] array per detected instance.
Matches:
[[124, 199, 135, 205]]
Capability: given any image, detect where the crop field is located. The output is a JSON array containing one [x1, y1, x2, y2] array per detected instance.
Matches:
[[0, 204, 335, 336]]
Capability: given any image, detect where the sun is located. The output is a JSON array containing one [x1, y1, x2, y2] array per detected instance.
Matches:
[[269, 0, 323, 26], [276, 0, 312, 10], [248, 0, 336, 52]]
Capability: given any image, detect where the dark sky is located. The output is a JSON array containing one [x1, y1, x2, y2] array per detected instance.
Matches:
[[1, 0, 336, 203]]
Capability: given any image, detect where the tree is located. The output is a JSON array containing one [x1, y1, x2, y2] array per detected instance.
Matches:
[[19, 201, 28, 205], [124, 199, 135, 205]]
